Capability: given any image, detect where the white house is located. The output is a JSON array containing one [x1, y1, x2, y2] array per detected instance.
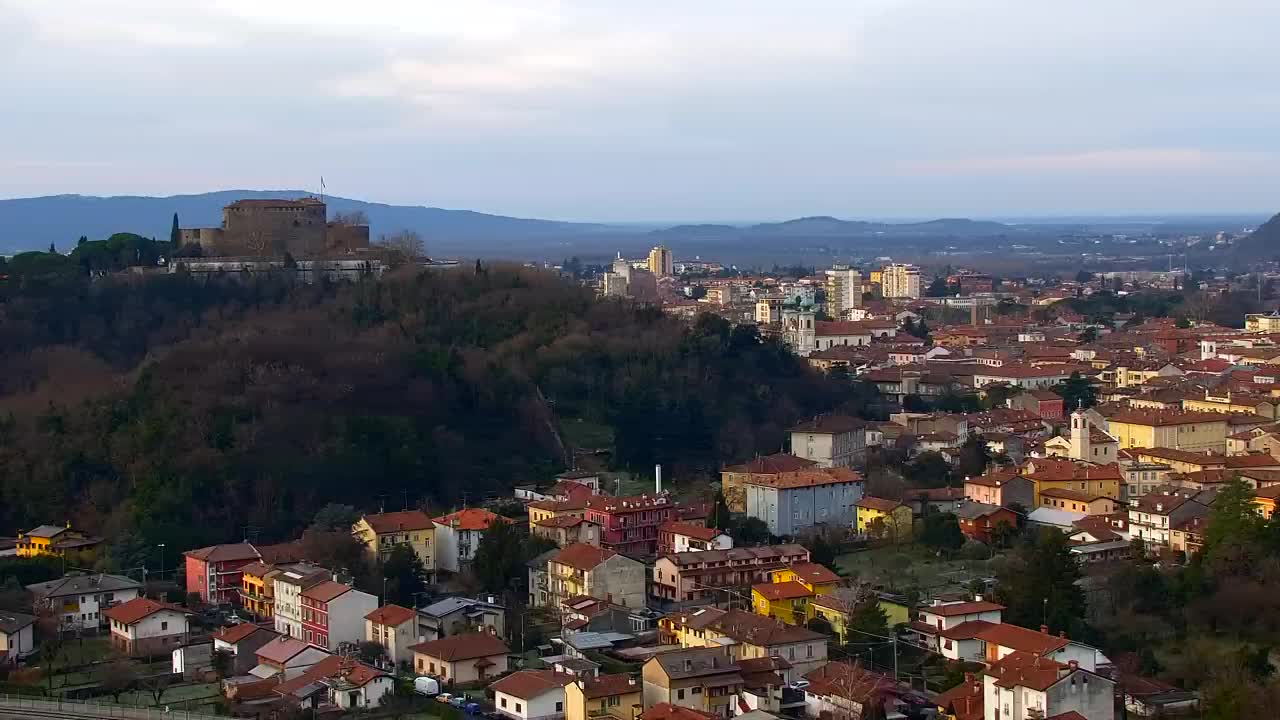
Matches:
[[300, 581, 378, 652], [410, 632, 511, 686], [103, 598, 190, 658], [25, 573, 142, 632], [365, 604, 418, 666], [433, 509, 507, 572], [982, 652, 1114, 720], [0, 611, 35, 662], [490, 669, 571, 720], [790, 415, 868, 468], [271, 562, 329, 639], [742, 469, 864, 537]]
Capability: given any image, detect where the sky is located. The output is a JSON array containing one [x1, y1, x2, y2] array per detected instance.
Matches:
[[2, 0, 1279, 221]]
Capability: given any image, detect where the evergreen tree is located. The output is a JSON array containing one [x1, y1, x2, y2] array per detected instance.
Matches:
[[170, 213, 181, 246], [1053, 372, 1097, 410], [1203, 477, 1264, 575], [995, 529, 1086, 635], [381, 544, 427, 607]]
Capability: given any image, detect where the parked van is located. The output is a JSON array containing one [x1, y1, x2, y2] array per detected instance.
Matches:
[[414, 676, 441, 697]]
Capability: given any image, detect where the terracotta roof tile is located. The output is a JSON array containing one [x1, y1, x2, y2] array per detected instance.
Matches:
[[103, 598, 187, 626], [579, 673, 641, 699], [365, 604, 416, 627], [435, 508, 506, 531], [213, 623, 275, 645], [786, 563, 840, 585], [362, 510, 435, 534], [488, 669, 570, 699], [301, 581, 351, 603], [751, 581, 813, 601], [723, 453, 818, 475], [183, 543, 260, 563], [552, 543, 619, 572], [409, 631, 509, 661]]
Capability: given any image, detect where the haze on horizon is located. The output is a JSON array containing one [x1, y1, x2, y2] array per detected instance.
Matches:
[[2, 0, 1279, 222]]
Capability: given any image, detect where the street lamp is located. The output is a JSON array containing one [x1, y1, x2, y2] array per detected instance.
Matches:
[[157, 543, 166, 584]]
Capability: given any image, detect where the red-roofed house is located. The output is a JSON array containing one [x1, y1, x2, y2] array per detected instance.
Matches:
[[657, 521, 732, 555], [434, 508, 509, 572], [983, 651, 1114, 720], [300, 581, 377, 652], [489, 669, 572, 720], [104, 598, 190, 657], [212, 623, 280, 676], [183, 543, 262, 605], [353, 510, 437, 571], [721, 453, 819, 513], [273, 654, 393, 712], [964, 470, 1035, 509], [585, 494, 676, 557], [906, 599, 1004, 655], [365, 604, 418, 666], [409, 632, 510, 685], [545, 543, 646, 610]]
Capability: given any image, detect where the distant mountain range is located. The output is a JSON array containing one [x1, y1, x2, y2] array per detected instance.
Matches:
[[0, 191, 1271, 266]]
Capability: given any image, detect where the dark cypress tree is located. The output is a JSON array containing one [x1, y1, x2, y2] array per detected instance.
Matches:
[[170, 213, 181, 247]]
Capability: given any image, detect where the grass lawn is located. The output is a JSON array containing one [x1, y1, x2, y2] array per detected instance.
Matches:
[[559, 418, 615, 450], [116, 681, 219, 708], [835, 544, 996, 595], [60, 636, 112, 666]]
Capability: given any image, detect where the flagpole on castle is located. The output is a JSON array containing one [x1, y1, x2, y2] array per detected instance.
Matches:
[[320, 176, 325, 205]]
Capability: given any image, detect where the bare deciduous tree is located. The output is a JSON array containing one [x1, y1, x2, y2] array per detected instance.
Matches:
[[376, 230, 425, 259], [331, 210, 370, 226]]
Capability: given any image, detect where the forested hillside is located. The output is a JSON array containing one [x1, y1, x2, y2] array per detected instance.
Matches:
[[0, 262, 870, 555]]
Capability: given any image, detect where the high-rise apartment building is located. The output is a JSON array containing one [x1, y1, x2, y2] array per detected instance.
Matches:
[[824, 265, 862, 319], [882, 263, 922, 299], [647, 245, 674, 278]]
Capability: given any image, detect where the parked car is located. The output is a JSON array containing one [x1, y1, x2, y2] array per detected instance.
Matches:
[[450, 696, 468, 709], [414, 677, 441, 697], [436, 693, 454, 704], [789, 680, 810, 690], [465, 702, 483, 714]]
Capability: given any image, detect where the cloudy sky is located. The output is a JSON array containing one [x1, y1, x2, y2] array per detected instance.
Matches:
[[2, 0, 1278, 220]]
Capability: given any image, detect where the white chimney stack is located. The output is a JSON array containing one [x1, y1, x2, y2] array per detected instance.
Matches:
[[655, 464, 663, 494]]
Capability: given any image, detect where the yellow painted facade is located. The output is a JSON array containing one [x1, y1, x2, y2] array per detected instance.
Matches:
[[1107, 418, 1228, 453], [1033, 477, 1121, 502], [855, 504, 912, 540], [565, 679, 641, 720], [15, 525, 97, 559], [240, 567, 275, 619]]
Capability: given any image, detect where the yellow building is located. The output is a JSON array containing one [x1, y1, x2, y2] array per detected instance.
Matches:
[[1246, 312, 1280, 333], [854, 498, 912, 540], [565, 673, 642, 720], [647, 245, 674, 278], [1104, 410, 1229, 453], [1022, 458, 1122, 505], [238, 562, 278, 620], [1255, 485, 1280, 519], [1182, 391, 1277, 421], [352, 511, 436, 570], [527, 498, 588, 531], [808, 589, 910, 644], [16, 524, 101, 559]]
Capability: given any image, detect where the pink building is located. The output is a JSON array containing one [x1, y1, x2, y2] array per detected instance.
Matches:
[[585, 494, 675, 557], [184, 543, 261, 606]]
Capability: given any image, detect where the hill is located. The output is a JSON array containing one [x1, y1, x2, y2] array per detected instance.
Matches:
[[0, 190, 613, 256], [0, 265, 875, 555], [1233, 212, 1280, 265]]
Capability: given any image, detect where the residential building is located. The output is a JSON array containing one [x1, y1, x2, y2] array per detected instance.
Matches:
[[1009, 391, 1065, 420], [824, 266, 862, 320], [365, 604, 418, 667], [883, 263, 922, 299], [750, 563, 840, 626], [547, 543, 646, 610], [565, 673, 642, 720], [1255, 484, 1280, 519], [651, 545, 810, 604], [410, 632, 510, 685], [434, 508, 507, 572], [585, 494, 676, 558], [1022, 458, 1123, 506], [26, 573, 142, 632], [790, 415, 867, 468], [14, 524, 102, 559], [211, 623, 280, 676], [490, 669, 571, 720], [417, 595, 506, 642], [641, 647, 743, 718], [238, 561, 279, 621], [1245, 311, 1280, 333], [269, 654, 392, 712], [300, 580, 378, 651], [183, 543, 262, 606], [721, 454, 818, 514], [534, 516, 602, 548], [1117, 458, 1172, 502], [802, 662, 905, 720], [854, 497, 912, 540], [528, 548, 560, 608], [755, 296, 784, 325], [104, 598, 190, 657], [1039, 489, 1119, 516], [952, 502, 1019, 543], [648, 246, 674, 278], [964, 471, 1035, 510], [742, 467, 864, 537], [981, 651, 1114, 720], [905, 599, 1005, 656], [658, 522, 732, 555], [971, 364, 1075, 390], [1103, 409, 1230, 452], [809, 589, 890, 645], [272, 562, 330, 638], [934, 673, 984, 720], [0, 612, 35, 662], [1128, 489, 1210, 549], [660, 608, 828, 676], [352, 510, 436, 570], [253, 636, 331, 679]]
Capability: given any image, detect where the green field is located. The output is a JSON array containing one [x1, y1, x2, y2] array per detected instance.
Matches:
[[559, 418, 615, 449], [835, 544, 996, 596]]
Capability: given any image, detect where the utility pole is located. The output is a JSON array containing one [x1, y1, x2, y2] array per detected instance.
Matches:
[[892, 635, 898, 681]]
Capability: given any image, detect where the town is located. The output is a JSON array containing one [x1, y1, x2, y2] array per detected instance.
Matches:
[[4, 230, 1280, 720]]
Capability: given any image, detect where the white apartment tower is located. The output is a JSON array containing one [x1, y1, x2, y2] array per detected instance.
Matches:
[[824, 265, 862, 320], [883, 264, 922, 299]]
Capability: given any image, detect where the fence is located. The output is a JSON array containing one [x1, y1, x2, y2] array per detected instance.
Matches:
[[0, 693, 225, 720]]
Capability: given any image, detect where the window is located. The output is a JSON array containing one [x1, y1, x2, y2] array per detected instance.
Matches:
[[608, 696, 620, 707], [677, 689, 685, 700], [515, 704, 522, 713], [692, 688, 702, 695], [501, 699, 507, 708], [556, 703, 563, 712], [161, 621, 168, 631]]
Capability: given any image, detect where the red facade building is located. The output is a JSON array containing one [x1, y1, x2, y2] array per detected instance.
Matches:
[[184, 543, 262, 606], [584, 493, 675, 558]]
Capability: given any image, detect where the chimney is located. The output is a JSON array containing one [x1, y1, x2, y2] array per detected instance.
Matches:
[[1040, 625, 1049, 634], [1068, 660, 1079, 670], [656, 465, 663, 495]]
